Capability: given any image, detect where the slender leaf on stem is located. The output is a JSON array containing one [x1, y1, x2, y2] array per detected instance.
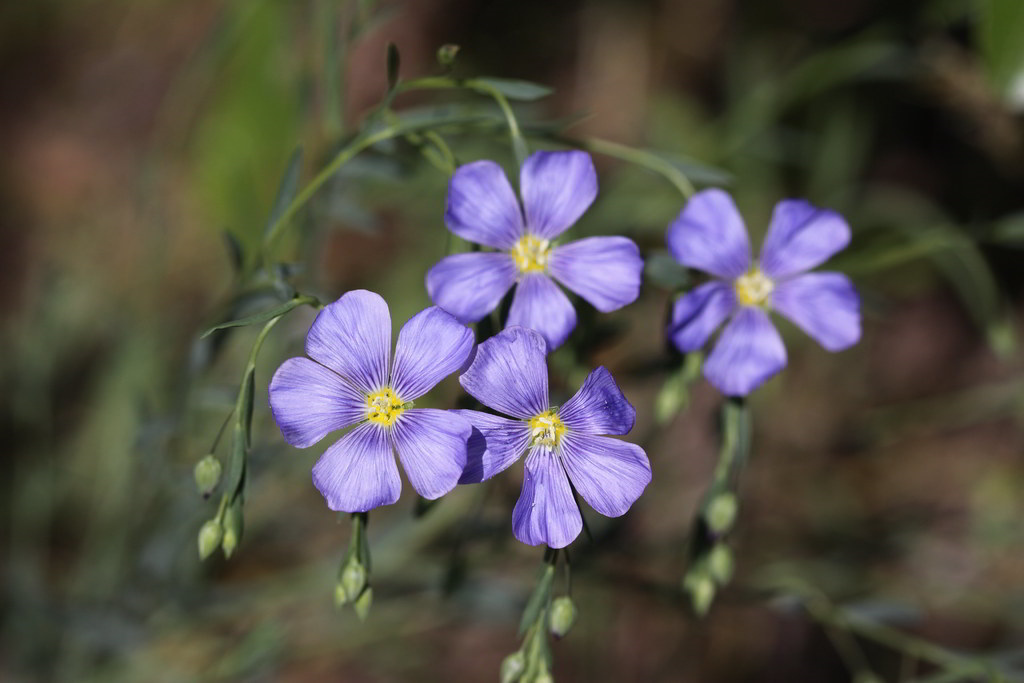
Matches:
[[262, 146, 304, 239], [200, 294, 319, 338], [472, 77, 553, 101], [519, 564, 556, 636]]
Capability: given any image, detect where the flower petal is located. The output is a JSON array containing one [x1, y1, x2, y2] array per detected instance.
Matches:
[[459, 326, 549, 419], [426, 252, 518, 323], [506, 273, 577, 351], [666, 188, 751, 279], [390, 409, 472, 500], [268, 358, 367, 448], [558, 367, 635, 436], [520, 150, 597, 240], [759, 199, 851, 279], [453, 409, 531, 484], [445, 160, 524, 249], [391, 306, 474, 401], [512, 446, 582, 548], [306, 290, 390, 394], [548, 236, 643, 312], [703, 307, 787, 396], [559, 432, 651, 517], [771, 271, 861, 351], [312, 422, 401, 512], [668, 281, 736, 353]]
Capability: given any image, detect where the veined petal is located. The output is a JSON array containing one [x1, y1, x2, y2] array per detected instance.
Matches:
[[520, 150, 597, 240], [666, 188, 751, 279], [512, 446, 582, 548], [426, 252, 517, 323], [390, 409, 472, 500], [558, 367, 635, 436], [459, 326, 549, 419], [704, 306, 787, 397], [772, 271, 861, 351], [453, 410, 531, 484], [306, 290, 390, 394], [506, 274, 577, 351], [668, 281, 736, 353], [548, 236, 643, 312], [759, 199, 851, 279], [559, 432, 651, 517], [312, 422, 401, 512], [268, 358, 366, 448], [391, 306, 474, 401], [445, 160, 524, 249]]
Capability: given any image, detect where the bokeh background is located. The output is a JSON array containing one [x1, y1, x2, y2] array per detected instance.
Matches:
[[3, 0, 1024, 681]]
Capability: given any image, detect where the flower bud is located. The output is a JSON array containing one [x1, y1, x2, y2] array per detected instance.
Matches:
[[548, 596, 577, 639], [353, 586, 373, 621], [684, 571, 715, 616], [333, 582, 348, 607], [341, 559, 367, 602], [436, 44, 460, 67], [193, 455, 222, 498], [197, 519, 222, 560], [534, 661, 554, 683], [707, 544, 734, 585], [499, 652, 525, 683], [221, 502, 243, 558], [706, 492, 738, 535]]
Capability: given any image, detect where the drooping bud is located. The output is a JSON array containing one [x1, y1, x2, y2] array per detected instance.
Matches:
[[548, 596, 577, 638], [499, 652, 526, 683], [221, 501, 243, 558], [353, 586, 373, 621], [436, 44, 460, 67], [341, 559, 367, 603], [684, 571, 715, 616], [706, 492, 738, 535], [333, 582, 348, 608], [534, 661, 554, 683], [194, 455, 222, 498], [197, 519, 223, 560], [707, 544, 734, 585]]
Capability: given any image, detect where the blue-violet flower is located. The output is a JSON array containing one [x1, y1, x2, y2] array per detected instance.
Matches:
[[427, 150, 643, 351], [269, 290, 474, 512], [457, 326, 652, 548], [666, 189, 861, 396]]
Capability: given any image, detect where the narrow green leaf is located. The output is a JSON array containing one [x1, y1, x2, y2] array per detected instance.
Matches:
[[263, 146, 303, 239], [226, 422, 247, 496], [518, 565, 555, 636], [200, 295, 317, 338], [386, 42, 400, 91], [473, 77, 553, 101], [241, 367, 254, 448]]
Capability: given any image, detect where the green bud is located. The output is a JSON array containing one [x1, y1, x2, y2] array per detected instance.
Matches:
[[548, 596, 577, 638], [684, 571, 715, 616], [353, 586, 373, 621], [499, 651, 525, 683], [333, 582, 348, 607], [534, 662, 554, 683], [341, 559, 367, 602], [194, 455, 222, 497], [221, 502, 243, 558], [436, 44, 460, 67], [706, 492, 738, 535], [707, 544, 734, 585], [197, 519, 222, 560]]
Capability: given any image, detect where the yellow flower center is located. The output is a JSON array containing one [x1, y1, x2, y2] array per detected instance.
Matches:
[[511, 234, 551, 273], [734, 267, 774, 307], [528, 410, 565, 448], [366, 387, 405, 426]]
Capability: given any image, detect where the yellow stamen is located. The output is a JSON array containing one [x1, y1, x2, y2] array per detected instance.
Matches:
[[366, 387, 405, 426], [734, 267, 774, 307], [511, 234, 551, 273], [528, 410, 566, 447]]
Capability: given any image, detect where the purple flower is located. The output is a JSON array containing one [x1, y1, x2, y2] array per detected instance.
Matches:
[[426, 150, 644, 351], [666, 189, 861, 396], [268, 290, 475, 512], [456, 326, 651, 548]]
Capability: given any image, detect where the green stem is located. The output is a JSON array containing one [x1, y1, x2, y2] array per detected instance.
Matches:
[[578, 136, 697, 198]]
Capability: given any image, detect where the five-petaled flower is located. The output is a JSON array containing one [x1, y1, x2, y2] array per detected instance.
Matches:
[[666, 189, 861, 396], [268, 290, 475, 512], [427, 150, 644, 351], [456, 326, 652, 548]]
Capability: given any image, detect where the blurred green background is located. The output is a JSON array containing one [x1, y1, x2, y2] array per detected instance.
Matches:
[[2, 0, 1024, 681]]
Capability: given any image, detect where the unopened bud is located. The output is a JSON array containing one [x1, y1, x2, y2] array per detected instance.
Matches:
[[706, 492, 738, 535], [707, 544, 734, 585], [221, 503, 243, 558], [193, 455, 222, 497], [341, 559, 367, 602], [197, 519, 222, 560], [333, 582, 348, 607], [499, 652, 525, 683], [353, 586, 373, 621], [684, 571, 715, 616], [534, 662, 554, 683], [548, 596, 577, 638], [436, 44, 460, 67]]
